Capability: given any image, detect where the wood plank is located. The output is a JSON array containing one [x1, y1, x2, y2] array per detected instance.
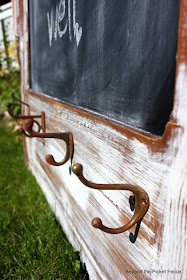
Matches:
[[17, 0, 187, 278]]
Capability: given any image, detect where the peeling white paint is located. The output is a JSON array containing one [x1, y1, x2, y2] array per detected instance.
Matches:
[[25, 89, 187, 279], [155, 63, 187, 279]]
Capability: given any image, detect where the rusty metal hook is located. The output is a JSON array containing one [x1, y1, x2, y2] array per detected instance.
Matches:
[[6, 92, 45, 133], [19, 123, 41, 137], [72, 163, 149, 234], [23, 119, 74, 166], [6, 101, 42, 120], [6, 102, 42, 135], [11, 91, 30, 107]]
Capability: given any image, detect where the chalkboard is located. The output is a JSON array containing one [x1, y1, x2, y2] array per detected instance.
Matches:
[[29, 0, 180, 135]]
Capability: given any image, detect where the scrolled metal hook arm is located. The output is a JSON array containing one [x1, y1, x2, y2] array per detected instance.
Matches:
[[72, 163, 149, 234], [6, 102, 42, 120], [23, 119, 74, 166], [6, 102, 42, 135], [6, 92, 45, 133], [11, 91, 30, 107]]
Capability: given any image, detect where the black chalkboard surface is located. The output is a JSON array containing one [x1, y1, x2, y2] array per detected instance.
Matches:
[[29, 0, 180, 135]]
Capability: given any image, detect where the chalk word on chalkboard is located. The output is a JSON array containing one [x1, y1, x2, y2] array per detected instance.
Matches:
[[47, 0, 82, 47]]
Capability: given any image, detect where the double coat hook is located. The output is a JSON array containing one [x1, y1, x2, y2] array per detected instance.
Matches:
[[6, 92, 45, 134], [13, 92, 149, 239], [23, 119, 74, 166], [72, 163, 149, 235]]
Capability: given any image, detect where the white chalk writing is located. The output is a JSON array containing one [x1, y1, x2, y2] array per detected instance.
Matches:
[[47, 0, 82, 47]]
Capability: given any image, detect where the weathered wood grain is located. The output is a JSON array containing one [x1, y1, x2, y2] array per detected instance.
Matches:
[[16, 0, 187, 279]]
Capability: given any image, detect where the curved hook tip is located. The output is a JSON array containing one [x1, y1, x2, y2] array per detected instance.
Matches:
[[72, 163, 83, 176], [46, 154, 56, 165], [23, 119, 34, 135], [92, 217, 102, 228], [25, 118, 33, 126], [24, 119, 34, 131], [6, 102, 11, 108]]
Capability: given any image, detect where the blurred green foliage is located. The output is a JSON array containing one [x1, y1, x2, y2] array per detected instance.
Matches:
[[0, 18, 21, 116], [0, 71, 21, 116]]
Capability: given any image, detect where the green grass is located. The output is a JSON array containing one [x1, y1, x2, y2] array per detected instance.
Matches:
[[0, 119, 88, 279]]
